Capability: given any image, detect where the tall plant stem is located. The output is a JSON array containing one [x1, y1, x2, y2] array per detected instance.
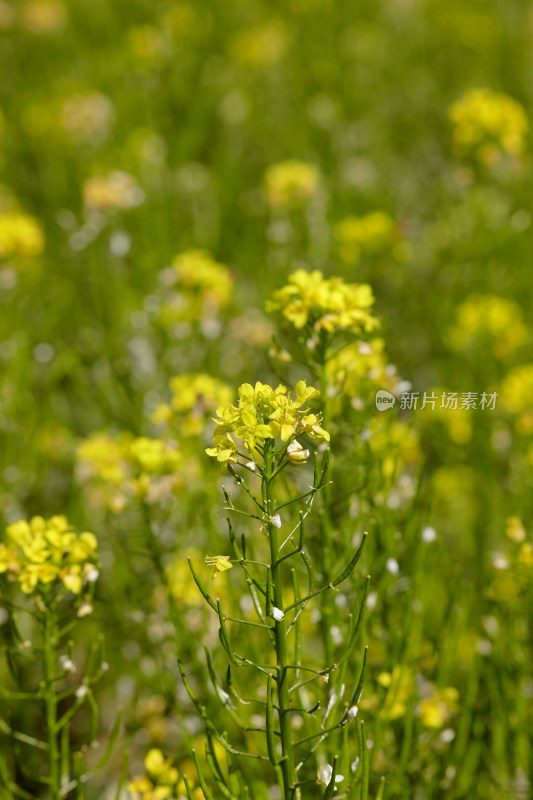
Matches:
[[263, 445, 297, 800], [43, 609, 61, 799]]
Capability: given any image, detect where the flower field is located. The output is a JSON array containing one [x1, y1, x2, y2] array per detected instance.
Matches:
[[0, 1, 532, 798]]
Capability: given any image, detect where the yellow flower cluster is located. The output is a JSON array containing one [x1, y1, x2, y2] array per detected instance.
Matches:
[[418, 686, 459, 729], [83, 171, 144, 210], [230, 19, 289, 68], [206, 380, 329, 464], [0, 210, 45, 258], [447, 295, 528, 360], [334, 211, 398, 264], [266, 269, 379, 335], [366, 418, 421, 479], [419, 393, 472, 446], [0, 515, 98, 595], [376, 666, 415, 720], [20, 0, 66, 34], [326, 339, 396, 397], [77, 433, 182, 510], [159, 250, 233, 325], [264, 160, 320, 209], [448, 88, 528, 163], [128, 749, 204, 800], [500, 364, 533, 415], [153, 373, 233, 436], [60, 92, 115, 143]]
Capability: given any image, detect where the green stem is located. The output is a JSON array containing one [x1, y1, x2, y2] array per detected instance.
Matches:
[[318, 364, 334, 664], [264, 445, 297, 800], [43, 610, 61, 798]]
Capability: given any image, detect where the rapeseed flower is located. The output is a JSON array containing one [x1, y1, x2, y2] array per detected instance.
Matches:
[[231, 20, 289, 68], [159, 250, 233, 326], [60, 92, 115, 143], [128, 748, 205, 799], [335, 211, 398, 264], [77, 432, 182, 510], [1, 515, 98, 595], [83, 171, 144, 210], [264, 161, 319, 209], [0, 210, 45, 258], [153, 373, 233, 435], [20, 0, 66, 33], [206, 380, 329, 464], [419, 686, 459, 729], [447, 295, 528, 360], [448, 88, 528, 164], [266, 269, 379, 336]]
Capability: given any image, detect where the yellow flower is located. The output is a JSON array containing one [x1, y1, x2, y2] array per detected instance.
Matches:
[[2, 516, 98, 596], [60, 565, 83, 594], [130, 438, 181, 474], [205, 555, 233, 578], [60, 92, 115, 143], [500, 364, 533, 415], [127, 749, 181, 799], [20, 0, 66, 33], [159, 250, 233, 325], [230, 20, 289, 68], [506, 516, 526, 543], [77, 432, 132, 486], [173, 249, 232, 303], [19, 563, 60, 594], [264, 161, 319, 209], [286, 440, 310, 464], [69, 532, 98, 563], [154, 374, 233, 436], [419, 687, 459, 729], [83, 171, 144, 210], [0, 210, 45, 258], [518, 542, 533, 567], [0, 543, 19, 574], [448, 88, 528, 163], [266, 269, 379, 336], [335, 211, 398, 264], [206, 380, 329, 464], [447, 295, 528, 360], [378, 666, 415, 720]]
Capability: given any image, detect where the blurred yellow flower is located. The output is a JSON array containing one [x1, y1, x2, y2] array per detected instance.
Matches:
[[448, 88, 528, 163], [335, 211, 398, 264], [60, 92, 115, 143], [2, 515, 98, 595], [128, 747, 205, 800], [506, 516, 526, 543], [419, 391, 472, 445], [0, 0, 15, 28], [447, 295, 528, 360], [419, 686, 459, 729], [77, 432, 182, 510], [231, 20, 289, 68], [378, 665, 415, 720], [83, 171, 144, 211], [0, 210, 45, 259], [264, 160, 319, 209], [153, 373, 233, 436], [500, 364, 533, 415], [20, 0, 66, 33], [159, 250, 233, 326], [326, 339, 395, 397], [128, 25, 169, 67]]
